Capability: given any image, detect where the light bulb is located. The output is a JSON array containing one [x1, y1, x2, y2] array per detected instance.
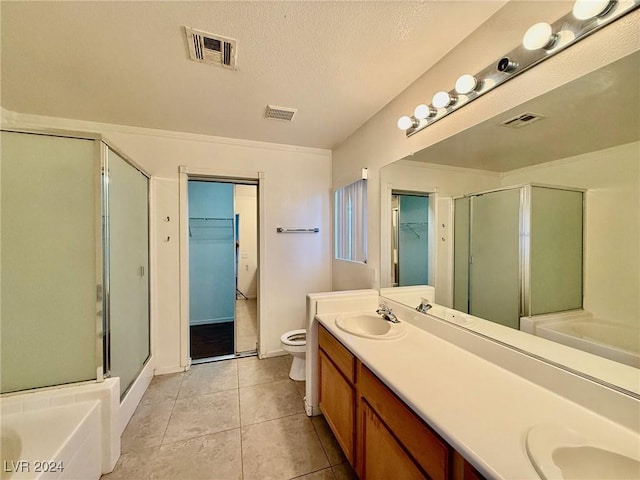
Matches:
[[397, 116, 415, 131], [414, 104, 436, 120], [432, 91, 456, 109], [572, 0, 615, 20], [454, 74, 478, 95], [523, 22, 557, 50]]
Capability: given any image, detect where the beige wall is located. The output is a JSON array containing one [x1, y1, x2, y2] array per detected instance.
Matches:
[[1, 109, 333, 372], [331, 4, 640, 291], [236, 185, 258, 299], [503, 142, 640, 327]]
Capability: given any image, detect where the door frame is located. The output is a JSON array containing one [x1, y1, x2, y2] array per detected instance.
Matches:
[[392, 192, 431, 287], [178, 166, 265, 369], [380, 183, 437, 290]]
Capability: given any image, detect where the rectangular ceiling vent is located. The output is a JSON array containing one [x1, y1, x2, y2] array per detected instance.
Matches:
[[265, 105, 297, 122], [500, 112, 545, 129], [185, 27, 237, 69]]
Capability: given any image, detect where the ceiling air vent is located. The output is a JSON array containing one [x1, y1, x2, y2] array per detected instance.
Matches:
[[500, 112, 545, 128], [265, 105, 297, 121], [185, 27, 237, 69]]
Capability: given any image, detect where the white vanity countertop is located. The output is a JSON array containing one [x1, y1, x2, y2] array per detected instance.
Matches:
[[315, 312, 640, 480]]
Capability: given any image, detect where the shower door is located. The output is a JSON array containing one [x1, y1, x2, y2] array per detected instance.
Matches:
[[106, 148, 150, 397], [468, 189, 522, 329]]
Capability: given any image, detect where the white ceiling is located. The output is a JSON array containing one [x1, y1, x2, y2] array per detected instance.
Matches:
[[401, 51, 640, 172], [0, 1, 508, 149]]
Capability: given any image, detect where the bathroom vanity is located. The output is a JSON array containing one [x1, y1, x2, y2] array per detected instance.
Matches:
[[307, 290, 640, 480], [319, 323, 480, 479]]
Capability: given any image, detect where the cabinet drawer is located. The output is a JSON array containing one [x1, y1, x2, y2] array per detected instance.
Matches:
[[319, 324, 355, 383], [359, 364, 451, 480]]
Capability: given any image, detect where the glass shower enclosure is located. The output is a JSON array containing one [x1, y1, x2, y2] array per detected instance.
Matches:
[[0, 129, 150, 398], [453, 185, 584, 330]]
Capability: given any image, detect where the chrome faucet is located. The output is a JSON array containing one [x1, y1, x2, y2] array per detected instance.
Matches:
[[376, 302, 400, 323], [415, 298, 433, 314]]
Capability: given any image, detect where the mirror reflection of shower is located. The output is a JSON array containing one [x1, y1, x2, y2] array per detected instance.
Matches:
[[380, 52, 640, 388], [391, 192, 431, 287]]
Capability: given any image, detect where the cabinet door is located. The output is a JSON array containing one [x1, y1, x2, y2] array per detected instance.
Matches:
[[360, 401, 426, 480], [358, 364, 450, 480], [319, 349, 355, 464]]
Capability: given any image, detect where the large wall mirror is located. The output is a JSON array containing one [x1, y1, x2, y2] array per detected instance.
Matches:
[[380, 50, 639, 397]]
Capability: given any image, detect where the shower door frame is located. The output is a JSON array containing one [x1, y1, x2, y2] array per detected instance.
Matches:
[[453, 183, 586, 326], [391, 191, 432, 288], [101, 141, 152, 394], [379, 181, 438, 290], [0, 126, 152, 389], [1, 127, 106, 386]]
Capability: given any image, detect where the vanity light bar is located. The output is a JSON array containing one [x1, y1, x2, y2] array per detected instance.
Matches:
[[399, 0, 640, 137]]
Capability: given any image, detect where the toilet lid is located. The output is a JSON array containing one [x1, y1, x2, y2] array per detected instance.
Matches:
[[281, 329, 306, 346]]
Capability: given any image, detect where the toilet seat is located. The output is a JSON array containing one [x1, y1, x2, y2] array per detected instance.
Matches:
[[281, 329, 306, 346]]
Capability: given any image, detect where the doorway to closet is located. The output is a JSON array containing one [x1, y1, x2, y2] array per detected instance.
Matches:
[[188, 179, 258, 362], [391, 192, 431, 287]]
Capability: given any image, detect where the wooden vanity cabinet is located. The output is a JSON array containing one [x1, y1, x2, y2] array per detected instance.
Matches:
[[318, 325, 357, 465], [358, 363, 450, 480], [318, 324, 484, 480]]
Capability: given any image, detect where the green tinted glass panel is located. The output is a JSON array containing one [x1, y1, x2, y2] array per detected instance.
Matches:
[[530, 187, 583, 315], [469, 189, 521, 329], [453, 197, 470, 313], [1, 132, 97, 393], [108, 149, 150, 397]]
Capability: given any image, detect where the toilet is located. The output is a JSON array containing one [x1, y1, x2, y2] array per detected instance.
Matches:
[[281, 329, 306, 381]]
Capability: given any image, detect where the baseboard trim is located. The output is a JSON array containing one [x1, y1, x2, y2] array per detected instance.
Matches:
[[259, 349, 286, 359], [305, 399, 322, 417]]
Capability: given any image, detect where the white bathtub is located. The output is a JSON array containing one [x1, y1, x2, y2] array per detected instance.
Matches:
[[521, 311, 640, 368], [0, 378, 120, 479], [1, 402, 101, 480]]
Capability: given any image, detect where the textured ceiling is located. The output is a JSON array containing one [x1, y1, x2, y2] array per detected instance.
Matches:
[[402, 51, 640, 172], [0, 1, 507, 149]]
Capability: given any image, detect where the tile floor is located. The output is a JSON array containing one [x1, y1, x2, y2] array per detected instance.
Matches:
[[103, 356, 357, 480]]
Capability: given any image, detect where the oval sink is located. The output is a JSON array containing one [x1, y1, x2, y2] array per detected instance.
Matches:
[[526, 426, 640, 480], [335, 312, 406, 340]]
